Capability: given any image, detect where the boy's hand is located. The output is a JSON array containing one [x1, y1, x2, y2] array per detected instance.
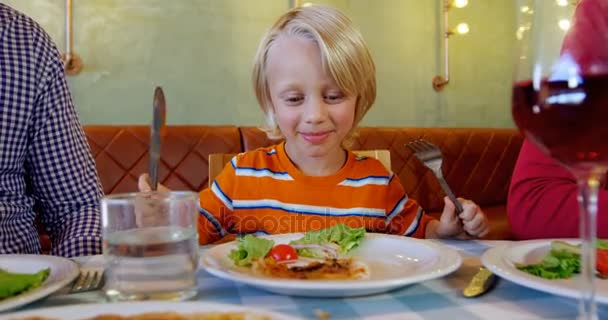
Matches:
[[435, 196, 490, 239], [135, 173, 172, 227], [138, 173, 170, 192]]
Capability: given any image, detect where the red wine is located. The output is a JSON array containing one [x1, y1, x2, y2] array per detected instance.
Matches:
[[512, 74, 608, 170]]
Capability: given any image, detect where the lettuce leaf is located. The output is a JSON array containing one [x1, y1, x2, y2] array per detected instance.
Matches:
[[228, 235, 274, 267], [290, 223, 366, 259], [0, 268, 50, 299], [516, 249, 580, 279]]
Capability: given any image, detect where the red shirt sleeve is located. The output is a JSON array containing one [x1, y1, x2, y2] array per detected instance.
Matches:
[[508, 139, 608, 239]]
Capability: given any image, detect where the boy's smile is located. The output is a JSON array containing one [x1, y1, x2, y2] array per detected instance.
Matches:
[[300, 130, 333, 144]]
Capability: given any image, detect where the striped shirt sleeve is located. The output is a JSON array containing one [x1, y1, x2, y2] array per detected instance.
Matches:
[[384, 174, 435, 238], [198, 156, 237, 244]]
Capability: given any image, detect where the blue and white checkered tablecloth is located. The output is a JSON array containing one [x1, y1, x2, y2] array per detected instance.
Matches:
[[7, 240, 608, 319]]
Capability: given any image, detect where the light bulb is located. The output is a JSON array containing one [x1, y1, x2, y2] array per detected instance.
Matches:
[[559, 19, 571, 31], [516, 26, 526, 40], [453, 0, 468, 8], [556, 0, 569, 6], [520, 6, 530, 13], [456, 23, 470, 35], [302, 2, 313, 7]]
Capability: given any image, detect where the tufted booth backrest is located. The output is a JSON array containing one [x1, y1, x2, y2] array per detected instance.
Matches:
[[84, 125, 243, 194]]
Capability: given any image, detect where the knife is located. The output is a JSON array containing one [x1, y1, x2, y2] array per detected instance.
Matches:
[[463, 266, 498, 298], [149, 86, 166, 191]]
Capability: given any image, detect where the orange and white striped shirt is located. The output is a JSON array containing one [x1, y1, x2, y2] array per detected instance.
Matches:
[[198, 143, 434, 244]]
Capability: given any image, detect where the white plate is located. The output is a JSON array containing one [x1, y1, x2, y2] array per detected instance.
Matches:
[[0, 254, 79, 312], [0, 301, 301, 320], [481, 239, 608, 303], [200, 233, 462, 297]]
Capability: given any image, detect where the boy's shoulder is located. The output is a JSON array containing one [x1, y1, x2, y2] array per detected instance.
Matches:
[[231, 144, 281, 167]]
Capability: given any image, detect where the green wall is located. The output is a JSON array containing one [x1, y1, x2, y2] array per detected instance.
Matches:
[[3, 0, 516, 128]]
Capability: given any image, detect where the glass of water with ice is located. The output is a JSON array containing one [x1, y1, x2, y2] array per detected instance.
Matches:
[[101, 191, 199, 301]]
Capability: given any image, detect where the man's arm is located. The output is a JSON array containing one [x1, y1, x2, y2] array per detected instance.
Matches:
[[508, 140, 608, 239], [26, 43, 103, 257]]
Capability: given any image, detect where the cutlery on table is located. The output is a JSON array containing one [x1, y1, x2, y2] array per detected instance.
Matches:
[[463, 266, 498, 298], [70, 268, 104, 293]]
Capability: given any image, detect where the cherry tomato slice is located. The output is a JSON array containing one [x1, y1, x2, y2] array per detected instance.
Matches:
[[597, 249, 608, 276], [269, 244, 298, 262]]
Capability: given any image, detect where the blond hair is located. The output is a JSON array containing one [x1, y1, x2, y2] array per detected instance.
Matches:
[[252, 5, 376, 144]]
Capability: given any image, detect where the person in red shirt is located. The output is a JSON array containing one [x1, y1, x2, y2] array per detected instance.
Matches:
[[508, 0, 608, 239]]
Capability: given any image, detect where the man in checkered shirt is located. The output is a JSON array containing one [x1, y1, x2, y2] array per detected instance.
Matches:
[[0, 3, 103, 257]]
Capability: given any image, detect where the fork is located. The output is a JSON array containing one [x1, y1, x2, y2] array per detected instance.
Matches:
[[70, 268, 104, 293], [406, 139, 464, 214]]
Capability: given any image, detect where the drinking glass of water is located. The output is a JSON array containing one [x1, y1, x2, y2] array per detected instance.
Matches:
[[101, 191, 199, 301]]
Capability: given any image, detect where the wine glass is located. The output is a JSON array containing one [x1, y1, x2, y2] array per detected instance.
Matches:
[[513, 0, 608, 318]]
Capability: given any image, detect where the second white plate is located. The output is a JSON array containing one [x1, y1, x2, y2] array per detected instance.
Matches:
[[0, 254, 79, 312], [481, 239, 608, 304], [201, 233, 462, 297]]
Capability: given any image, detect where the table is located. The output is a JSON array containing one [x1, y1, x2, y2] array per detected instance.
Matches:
[[8, 240, 608, 319]]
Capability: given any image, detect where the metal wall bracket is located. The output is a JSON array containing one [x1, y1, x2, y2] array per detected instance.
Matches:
[[62, 0, 83, 76]]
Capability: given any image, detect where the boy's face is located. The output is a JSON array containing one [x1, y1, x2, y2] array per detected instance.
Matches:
[[266, 35, 356, 161]]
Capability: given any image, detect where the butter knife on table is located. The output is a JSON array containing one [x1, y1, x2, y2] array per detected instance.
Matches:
[[149, 86, 166, 191], [463, 266, 498, 298]]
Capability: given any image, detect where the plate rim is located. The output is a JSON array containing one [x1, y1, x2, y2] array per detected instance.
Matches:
[[200, 232, 462, 292], [0, 300, 302, 320], [481, 238, 608, 304], [0, 254, 79, 313]]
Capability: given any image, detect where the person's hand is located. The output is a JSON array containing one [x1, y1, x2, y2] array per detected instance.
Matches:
[[138, 173, 170, 192], [435, 197, 490, 239], [135, 173, 172, 227]]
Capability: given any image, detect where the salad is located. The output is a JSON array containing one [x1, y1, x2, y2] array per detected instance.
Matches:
[[227, 224, 369, 280], [516, 240, 608, 279]]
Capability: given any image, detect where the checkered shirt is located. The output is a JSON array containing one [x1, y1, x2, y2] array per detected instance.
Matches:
[[0, 4, 103, 257]]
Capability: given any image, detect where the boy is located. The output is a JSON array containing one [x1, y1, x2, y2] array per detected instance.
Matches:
[[140, 5, 489, 244]]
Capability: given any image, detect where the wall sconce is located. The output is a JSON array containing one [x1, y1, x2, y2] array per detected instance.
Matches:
[[555, 0, 580, 6], [61, 0, 82, 76], [558, 19, 571, 31], [432, 0, 470, 92], [289, 0, 312, 8], [555, 0, 580, 32]]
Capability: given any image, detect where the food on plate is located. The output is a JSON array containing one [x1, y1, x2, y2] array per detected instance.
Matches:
[[0, 268, 50, 299], [516, 239, 608, 279], [17, 312, 272, 320], [227, 224, 370, 280], [252, 255, 369, 280]]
